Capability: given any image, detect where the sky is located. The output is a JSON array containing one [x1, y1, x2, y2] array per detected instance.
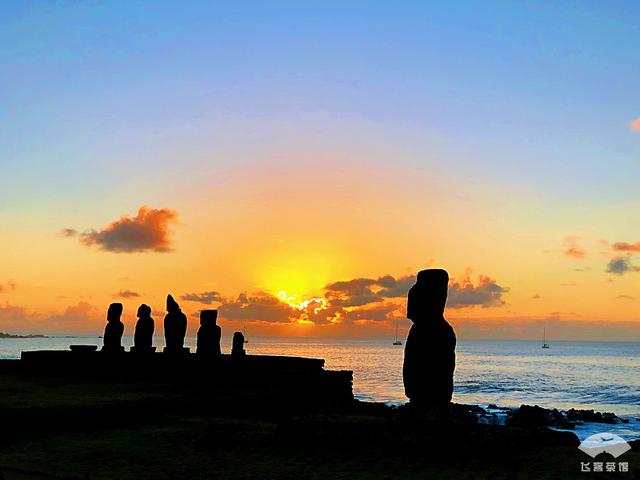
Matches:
[[1, 1, 639, 340]]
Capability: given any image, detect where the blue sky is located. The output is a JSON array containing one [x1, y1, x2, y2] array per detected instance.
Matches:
[[3, 1, 639, 204]]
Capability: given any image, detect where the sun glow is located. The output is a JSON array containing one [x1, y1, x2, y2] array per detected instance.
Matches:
[[276, 291, 330, 325]]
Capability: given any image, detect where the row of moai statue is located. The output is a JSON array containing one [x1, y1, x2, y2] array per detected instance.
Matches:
[[102, 294, 246, 356]]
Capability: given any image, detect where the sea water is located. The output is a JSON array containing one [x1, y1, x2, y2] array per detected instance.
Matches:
[[2, 336, 638, 440]]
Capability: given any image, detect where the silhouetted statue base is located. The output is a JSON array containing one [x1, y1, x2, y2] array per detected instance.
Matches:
[[101, 346, 125, 353], [130, 346, 156, 353], [163, 347, 190, 354]]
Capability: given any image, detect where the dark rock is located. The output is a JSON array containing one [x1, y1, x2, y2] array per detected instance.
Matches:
[[566, 408, 622, 424], [402, 269, 456, 408], [197, 310, 221, 356], [102, 303, 124, 352]]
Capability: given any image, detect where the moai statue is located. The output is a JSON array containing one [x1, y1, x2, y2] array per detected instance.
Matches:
[[231, 331, 246, 357], [102, 303, 125, 352], [402, 269, 456, 408], [197, 310, 221, 356], [132, 304, 155, 353], [163, 294, 188, 353]]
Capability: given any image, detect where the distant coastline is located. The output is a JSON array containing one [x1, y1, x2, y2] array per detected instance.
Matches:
[[0, 332, 48, 339]]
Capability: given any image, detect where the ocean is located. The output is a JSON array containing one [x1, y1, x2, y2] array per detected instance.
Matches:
[[2, 336, 639, 440]]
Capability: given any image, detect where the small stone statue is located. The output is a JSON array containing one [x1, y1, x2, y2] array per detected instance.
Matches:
[[231, 331, 246, 357], [197, 310, 221, 356], [132, 304, 155, 352], [402, 269, 456, 408], [102, 303, 124, 352], [163, 294, 188, 353]]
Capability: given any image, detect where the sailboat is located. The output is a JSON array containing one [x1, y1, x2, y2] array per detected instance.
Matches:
[[542, 327, 550, 349], [393, 320, 402, 346], [243, 322, 248, 343]]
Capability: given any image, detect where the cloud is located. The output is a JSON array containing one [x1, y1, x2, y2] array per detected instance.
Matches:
[[44, 302, 103, 331], [606, 255, 640, 275], [59, 228, 78, 237], [629, 118, 640, 132], [0, 303, 33, 323], [324, 278, 381, 307], [375, 275, 416, 297], [612, 241, 640, 253], [72, 206, 177, 253], [181, 291, 223, 305], [447, 273, 508, 308], [616, 295, 635, 300], [563, 236, 586, 259], [339, 303, 399, 323], [115, 290, 141, 299], [0, 281, 16, 294], [323, 274, 416, 307], [218, 292, 295, 323], [532, 294, 541, 299]]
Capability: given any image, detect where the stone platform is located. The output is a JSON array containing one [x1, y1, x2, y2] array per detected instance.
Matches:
[[16, 349, 354, 410]]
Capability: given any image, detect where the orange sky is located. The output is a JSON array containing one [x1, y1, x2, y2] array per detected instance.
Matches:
[[2, 152, 639, 341]]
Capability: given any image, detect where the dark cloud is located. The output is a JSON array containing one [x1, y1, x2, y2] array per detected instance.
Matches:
[[218, 292, 295, 323], [448, 275, 508, 308], [115, 290, 141, 299], [59, 228, 78, 237], [324, 278, 381, 307], [563, 236, 586, 259], [72, 206, 177, 253], [606, 255, 640, 275], [323, 274, 416, 307], [181, 291, 223, 305], [339, 303, 398, 323], [612, 241, 640, 253], [375, 275, 416, 297], [532, 294, 541, 299]]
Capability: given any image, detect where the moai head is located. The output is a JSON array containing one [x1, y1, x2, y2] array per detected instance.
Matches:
[[166, 294, 181, 314], [407, 269, 449, 321], [137, 304, 151, 318], [200, 310, 218, 327], [107, 303, 124, 323]]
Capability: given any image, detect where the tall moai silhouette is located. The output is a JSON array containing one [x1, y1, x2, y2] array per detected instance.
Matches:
[[402, 269, 456, 408], [102, 303, 125, 352], [132, 304, 155, 352], [163, 295, 188, 353], [197, 310, 221, 356], [232, 332, 246, 357]]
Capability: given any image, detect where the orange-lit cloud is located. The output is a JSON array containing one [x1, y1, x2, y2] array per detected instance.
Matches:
[[213, 270, 508, 327], [219, 292, 295, 323], [68, 206, 177, 253], [629, 118, 640, 132], [612, 241, 640, 253], [563, 236, 586, 259]]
